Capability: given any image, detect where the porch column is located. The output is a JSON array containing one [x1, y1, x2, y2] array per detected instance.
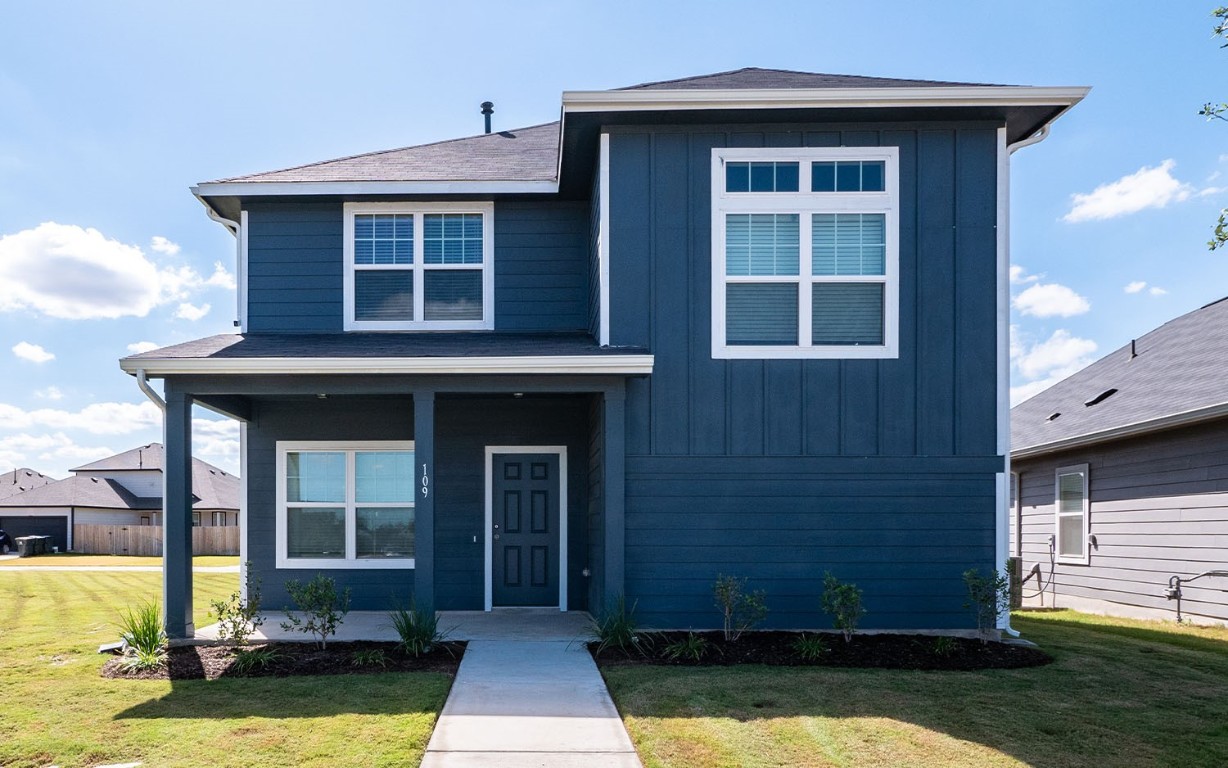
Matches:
[[414, 391, 435, 613], [163, 385, 194, 639], [602, 386, 626, 604]]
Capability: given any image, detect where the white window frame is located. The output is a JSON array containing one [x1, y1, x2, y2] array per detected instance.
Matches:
[[710, 146, 899, 359], [275, 440, 416, 569], [343, 202, 495, 331], [211, 511, 228, 527], [1054, 463, 1090, 565]]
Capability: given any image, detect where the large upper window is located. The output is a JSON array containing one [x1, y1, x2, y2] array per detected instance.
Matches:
[[275, 441, 416, 569], [1055, 464, 1089, 564], [343, 203, 494, 331], [711, 147, 899, 359]]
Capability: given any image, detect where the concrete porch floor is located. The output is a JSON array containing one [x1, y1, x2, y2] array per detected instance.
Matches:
[[195, 607, 594, 643]]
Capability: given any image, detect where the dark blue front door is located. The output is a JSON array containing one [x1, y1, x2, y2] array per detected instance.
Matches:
[[492, 453, 559, 607]]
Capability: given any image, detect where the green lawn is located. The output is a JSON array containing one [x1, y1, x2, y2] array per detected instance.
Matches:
[[0, 571, 452, 768], [602, 611, 1228, 768], [0, 554, 240, 567]]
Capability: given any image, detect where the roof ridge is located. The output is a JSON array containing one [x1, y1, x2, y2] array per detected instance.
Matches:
[[616, 67, 988, 90], [209, 122, 561, 183]]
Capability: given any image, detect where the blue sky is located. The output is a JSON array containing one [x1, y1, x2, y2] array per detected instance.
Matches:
[[0, 1, 1224, 477]]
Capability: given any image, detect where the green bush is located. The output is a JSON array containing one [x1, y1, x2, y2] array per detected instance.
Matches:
[[351, 648, 388, 668], [389, 602, 449, 657], [281, 574, 351, 649], [821, 572, 865, 643], [713, 574, 768, 641], [117, 599, 166, 672], [931, 636, 958, 657], [662, 632, 710, 662], [591, 594, 650, 656], [209, 563, 264, 645], [963, 565, 1010, 644], [230, 646, 283, 674], [792, 633, 829, 661]]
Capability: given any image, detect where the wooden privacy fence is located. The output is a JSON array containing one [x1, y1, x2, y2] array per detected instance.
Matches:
[[72, 524, 239, 556]]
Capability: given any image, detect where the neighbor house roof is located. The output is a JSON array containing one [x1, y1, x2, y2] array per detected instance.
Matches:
[[1012, 297, 1228, 459], [617, 67, 991, 90], [0, 468, 56, 501], [70, 443, 239, 511], [0, 475, 155, 511]]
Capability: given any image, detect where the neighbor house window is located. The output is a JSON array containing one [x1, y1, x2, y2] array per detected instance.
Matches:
[[140, 516, 150, 526], [191, 512, 201, 527], [343, 202, 494, 331], [711, 147, 899, 359], [1055, 465, 1089, 564], [211, 511, 228, 527], [275, 441, 415, 569]]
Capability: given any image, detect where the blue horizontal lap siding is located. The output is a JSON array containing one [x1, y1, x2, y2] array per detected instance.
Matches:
[[245, 202, 345, 332], [494, 201, 589, 331], [607, 124, 1003, 630]]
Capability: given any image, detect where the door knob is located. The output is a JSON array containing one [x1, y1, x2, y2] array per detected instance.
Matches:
[[494, 533, 501, 540]]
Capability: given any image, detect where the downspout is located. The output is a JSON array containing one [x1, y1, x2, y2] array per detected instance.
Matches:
[[996, 123, 1054, 639], [201, 203, 245, 331]]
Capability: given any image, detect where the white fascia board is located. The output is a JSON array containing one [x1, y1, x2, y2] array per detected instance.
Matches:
[[562, 86, 1090, 113], [1011, 401, 1228, 461], [192, 180, 559, 197], [121, 354, 655, 377]]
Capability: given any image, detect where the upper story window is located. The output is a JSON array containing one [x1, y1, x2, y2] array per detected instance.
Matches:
[[711, 147, 899, 359], [343, 202, 494, 331]]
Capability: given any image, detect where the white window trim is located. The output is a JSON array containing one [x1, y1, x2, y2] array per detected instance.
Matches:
[[710, 146, 900, 359], [1054, 463, 1090, 565], [343, 202, 495, 331], [275, 440, 416, 570]]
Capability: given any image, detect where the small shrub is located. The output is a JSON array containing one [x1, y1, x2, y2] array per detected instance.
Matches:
[[389, 602, 449, 657], [793, 633, 829, 661], [591, 594, 651, 656], [209, 564, 264, 645], [117, 600, 166, 671], [821, 572, 865, 643], [931, 636, 959, 657], [351, 648, 388, 668], [963, 565, 1010, 644], [662, 632, 710, 662], [281, 574, 351, 649], [713, 575, 768, 641], [230, 646, 283, 674]]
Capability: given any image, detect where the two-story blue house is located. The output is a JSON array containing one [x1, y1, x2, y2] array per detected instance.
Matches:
[[122, 68, 1085, 638]]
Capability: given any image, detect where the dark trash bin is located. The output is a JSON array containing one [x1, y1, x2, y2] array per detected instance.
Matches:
[[15, 535, 51, 557]]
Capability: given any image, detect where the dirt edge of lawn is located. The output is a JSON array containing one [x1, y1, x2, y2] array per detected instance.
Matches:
[[590, 631, 1051, 671], [101, 640, 467, 680]]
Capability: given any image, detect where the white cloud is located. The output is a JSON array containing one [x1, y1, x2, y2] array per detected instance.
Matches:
[[34, 386, 63, 401], [174, 302, 210, 321], [1063, 159, 1193, 223], [205, 262, 236, 290], [1010, 265, 1040, 285], [149, 236, 181, 256], [0, 400, 161, 435], [1124, 281, 1147, 294], [0, 222, 221, 320], [1149, 286, 1168, 296], [1012, 283, 1090, 318], [12, 341, 54, 363], [193, 418, 240, 475], [126, 341, 160, 354], [1010, 328, 1099, 405], [0, 433, 114, 475]]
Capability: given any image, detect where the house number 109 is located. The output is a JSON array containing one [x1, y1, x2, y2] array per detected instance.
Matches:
[[421, 464, 429, 497]]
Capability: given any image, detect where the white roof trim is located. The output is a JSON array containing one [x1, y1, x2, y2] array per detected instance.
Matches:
[[193, 180, 559, 197], [121, 354, 655, 377], [1011, 401, 1228, 460], [562, 86, 1090, 113]]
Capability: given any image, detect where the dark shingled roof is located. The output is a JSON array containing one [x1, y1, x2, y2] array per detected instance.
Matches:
[[617, 67, 993, 90], [0, 475, 154, 511], [1012, 297, 1228, 454], [210, 122, 561, 184], [125, 332, 645, 360], [0, 468, 57, 501]]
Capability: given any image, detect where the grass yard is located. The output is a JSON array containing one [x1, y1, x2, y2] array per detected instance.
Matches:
[[0, 554, 239, 567], [0, 570, 452, 768], [602, 610, 1228, 768]]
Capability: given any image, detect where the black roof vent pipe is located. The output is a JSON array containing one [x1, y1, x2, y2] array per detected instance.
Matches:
[[481, 101, 494, 134]]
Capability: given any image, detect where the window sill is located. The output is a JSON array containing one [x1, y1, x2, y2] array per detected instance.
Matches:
[[276, 558, 416, 570], [713, 343, 899, 360]]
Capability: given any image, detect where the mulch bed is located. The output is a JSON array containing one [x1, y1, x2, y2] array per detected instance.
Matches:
[[591, 631, 1051, 671], [101, 640, 467, 681]]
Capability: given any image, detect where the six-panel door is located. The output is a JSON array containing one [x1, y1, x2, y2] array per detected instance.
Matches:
[[492, 453, 559, 606]]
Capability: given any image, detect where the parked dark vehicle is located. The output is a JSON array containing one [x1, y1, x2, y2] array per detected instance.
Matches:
[[0, 528, 13, 554]]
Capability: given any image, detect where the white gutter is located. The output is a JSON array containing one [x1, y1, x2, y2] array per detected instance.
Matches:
[[192, 180, 559, 198], [121, 354, 656, 377], [1013, 400, 1228, 461]]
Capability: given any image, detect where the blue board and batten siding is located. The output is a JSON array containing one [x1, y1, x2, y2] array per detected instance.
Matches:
[[244, 200, 590, 333], [607, 124, 1002, 629]]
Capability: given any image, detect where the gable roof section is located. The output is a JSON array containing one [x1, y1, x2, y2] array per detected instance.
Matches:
[[617, 67, 991, 90], [72, 443, 164, 472], [1012, 297, 1228, 458], [0, 468, 56, 500], [0, 475, 154, 511]]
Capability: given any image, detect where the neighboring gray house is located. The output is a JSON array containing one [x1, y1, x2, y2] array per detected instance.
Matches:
[[0, 443, 240, 552], [1011, 297, 1228, 625], [0, 468, 55, 500]]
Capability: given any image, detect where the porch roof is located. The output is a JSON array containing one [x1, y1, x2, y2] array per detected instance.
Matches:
[[120, 332, 653, 376]]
